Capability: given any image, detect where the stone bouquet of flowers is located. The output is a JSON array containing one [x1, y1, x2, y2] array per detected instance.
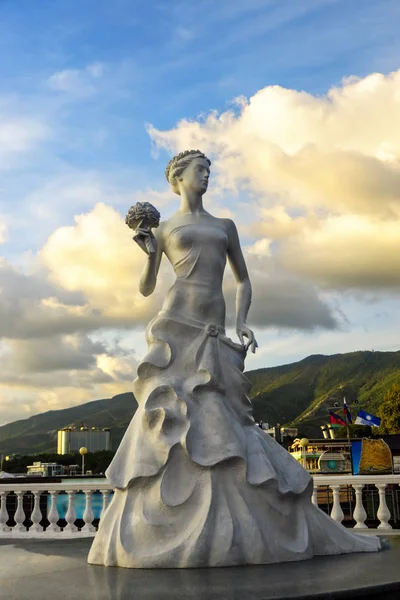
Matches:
[[125, 202, 161, 255]]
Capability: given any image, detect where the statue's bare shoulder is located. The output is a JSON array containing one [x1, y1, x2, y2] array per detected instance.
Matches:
[[216, 217, 240, 248]]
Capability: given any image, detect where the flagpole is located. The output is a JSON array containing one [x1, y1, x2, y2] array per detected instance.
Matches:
[[343, 396, 354, 475], [346, 423, 354, 475], [328, 401, 381, 474]]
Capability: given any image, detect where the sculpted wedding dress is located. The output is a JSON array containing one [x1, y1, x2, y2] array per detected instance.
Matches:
[[88, 150, 381, 568], [88, 214, 381, 568]]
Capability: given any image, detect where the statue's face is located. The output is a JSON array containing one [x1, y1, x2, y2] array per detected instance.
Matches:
[[180, 157, 210, 195]]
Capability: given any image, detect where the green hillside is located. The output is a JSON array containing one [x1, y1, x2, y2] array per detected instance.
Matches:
[[249, 350, 400, 436], [0, 393, 137, 455], [1, 350, 400, 455]]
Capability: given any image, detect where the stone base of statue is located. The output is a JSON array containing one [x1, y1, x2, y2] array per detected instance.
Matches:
[[3, 537, 399, 600]]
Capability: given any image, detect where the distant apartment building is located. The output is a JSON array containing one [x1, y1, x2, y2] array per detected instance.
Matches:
[[57, 427, 111, 454], [27, 462, 65, 477]]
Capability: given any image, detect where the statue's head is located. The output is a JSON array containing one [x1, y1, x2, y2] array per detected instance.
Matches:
[[165, 150, 211, 196]]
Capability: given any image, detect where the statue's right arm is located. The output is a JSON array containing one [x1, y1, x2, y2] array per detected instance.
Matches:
[[139, 225, 164, 297]]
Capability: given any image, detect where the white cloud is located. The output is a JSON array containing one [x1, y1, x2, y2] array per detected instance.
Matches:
[[0, 114, 48, 166], [0, 379, 132, 427], [148, 69, 400, 291], [277, 214, 400, 290], [0, 196, 338, 427], [3, 67, 400, 427], [86, 62, 106, 78], [47, 63, 106, 96], [224, 250, 338, 331], [39, 202, 171, 326], [38, 201, 337, 332], [3, 334, 105, 374], [174, 27, 195, 42], [0, 218, 7, 244], [0, 333, 137, 425], [134, 187, 176, 208]]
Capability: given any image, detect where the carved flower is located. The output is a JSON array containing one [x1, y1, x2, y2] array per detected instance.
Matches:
[[125, 202, 161, 231], [206, 324, 220, 337]]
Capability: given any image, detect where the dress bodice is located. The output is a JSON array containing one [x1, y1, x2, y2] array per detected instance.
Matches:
[[164, 218, 228, 287], [161, 216, 229, 326]]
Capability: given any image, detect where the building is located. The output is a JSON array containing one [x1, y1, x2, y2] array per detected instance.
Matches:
[[280, 427, 298, 440], [264, 425, 298, 442], [382, 434, 400, 473], [57, 427, 111, 454], [290, 435, 399, 475], [27, 462, 65, 477], [289, 438, 352, 474]]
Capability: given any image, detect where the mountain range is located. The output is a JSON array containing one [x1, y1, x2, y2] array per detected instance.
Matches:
[[1, 350, 400, 455]]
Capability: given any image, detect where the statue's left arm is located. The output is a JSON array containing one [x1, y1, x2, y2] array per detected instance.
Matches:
[[226, 219, 258, 353]]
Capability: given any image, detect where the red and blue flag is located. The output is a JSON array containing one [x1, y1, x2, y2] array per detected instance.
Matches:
[[329, 411, 346, 426]]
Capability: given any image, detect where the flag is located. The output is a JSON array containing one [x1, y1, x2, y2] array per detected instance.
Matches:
[[329, 411, 346, 426], [343, 398, 352, 424], [355, 409, 381, 427]]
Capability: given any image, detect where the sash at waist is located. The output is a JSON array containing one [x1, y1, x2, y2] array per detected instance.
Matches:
[[158, 309, 246, 355]]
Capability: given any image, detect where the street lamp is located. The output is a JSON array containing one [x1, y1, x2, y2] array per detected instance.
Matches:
[[299, 438, 309, 470], [79, 447, 88, 476], [0, 455, 10, 471]]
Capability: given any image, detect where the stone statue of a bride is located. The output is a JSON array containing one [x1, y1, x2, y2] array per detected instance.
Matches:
[[88, 150, 381, 569]]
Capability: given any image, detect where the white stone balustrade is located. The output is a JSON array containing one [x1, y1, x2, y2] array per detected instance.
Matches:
[[0, 482, 114, 539], [0, 475, 398, 538], [313, 474, 400, 534]]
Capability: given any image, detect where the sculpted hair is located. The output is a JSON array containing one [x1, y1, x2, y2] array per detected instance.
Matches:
[[165, 150, 211, 195]]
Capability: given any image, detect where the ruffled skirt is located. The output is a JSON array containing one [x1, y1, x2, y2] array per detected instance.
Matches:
[[88, 312, 381, 568]]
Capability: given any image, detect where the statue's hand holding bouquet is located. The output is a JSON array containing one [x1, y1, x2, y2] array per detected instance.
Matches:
[[125, 202, 161, 256]]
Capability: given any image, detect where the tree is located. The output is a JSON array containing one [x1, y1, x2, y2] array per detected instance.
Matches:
[[376, 384, 400, 435]]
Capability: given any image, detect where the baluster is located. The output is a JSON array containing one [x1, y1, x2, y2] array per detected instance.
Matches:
[[30, 491, 43, 533], [64, 491, 77, 532], [14, 491, 26, 532], [376, 484, 392, 530], [100, 489, 110, 517], [47, 491, 60, 532], [330, 485, 344, 523], [353, 484, 367, 529], [0, 491, 11, 532], [311, 487, 318, 506], [82, 491, 95, 532]]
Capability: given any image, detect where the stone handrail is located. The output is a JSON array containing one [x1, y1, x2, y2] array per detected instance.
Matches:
[[0, 481, 113, 538], [0, 474, 399, 538], [312, 474, 400, 532]]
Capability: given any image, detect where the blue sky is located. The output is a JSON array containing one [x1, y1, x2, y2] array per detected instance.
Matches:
[[2, 0, 399, 177], [0, 0, 400, 425], [1, 0, 398, 248]]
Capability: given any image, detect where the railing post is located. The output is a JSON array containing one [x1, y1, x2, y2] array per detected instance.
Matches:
[[47, 491, 60, 533], [353, 484, 367, 529], [14, 491, 26, 533], [330, 485, 344, 523], [64, 491, 77, 532], [82, 491, 96, 532], [30, 491, 43, 533], [376, 484, 393, 530], [100, 489, 110, 516], [0, 491, 11, 532], [312, 487, 318, 506]]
